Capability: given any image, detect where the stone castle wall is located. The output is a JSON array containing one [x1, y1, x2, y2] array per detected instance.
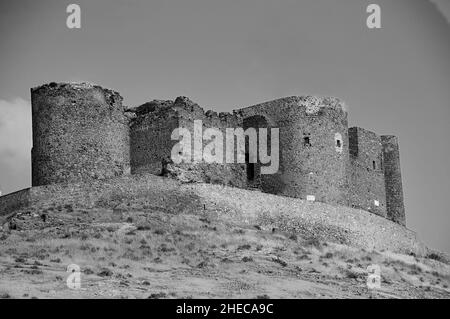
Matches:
[[0, 82, 406, 228], [129, 99, 179, 175], [0, 189, 31, 216], [170, 97, 247, 187], [348, 127, 387, 217], [129, 96, 247, 188], [31, 83, 130, 186], [236, 96, 350, 206], [382, 135, 406, 226]]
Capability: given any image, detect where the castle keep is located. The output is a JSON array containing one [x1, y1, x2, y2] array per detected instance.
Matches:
[[27, 82, 405, 226]]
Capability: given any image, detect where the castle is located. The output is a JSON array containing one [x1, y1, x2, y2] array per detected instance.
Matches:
[[22, 82, 404, 226]]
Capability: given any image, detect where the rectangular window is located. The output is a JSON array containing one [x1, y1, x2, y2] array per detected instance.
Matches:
[[245, 153, 255, 181], [303, 136, 311, 146]]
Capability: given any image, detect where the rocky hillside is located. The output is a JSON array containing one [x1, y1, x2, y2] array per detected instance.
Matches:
[[0, 204, 449, 299]]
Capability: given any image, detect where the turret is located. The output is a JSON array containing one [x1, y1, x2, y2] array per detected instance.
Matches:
[[31, 82, 130, 186]]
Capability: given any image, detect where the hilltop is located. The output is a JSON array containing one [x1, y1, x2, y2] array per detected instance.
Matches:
[[0, 175, 448, 299]]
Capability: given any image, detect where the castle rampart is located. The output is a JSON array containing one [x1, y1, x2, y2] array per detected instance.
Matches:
[[0, 82, 406, 228]]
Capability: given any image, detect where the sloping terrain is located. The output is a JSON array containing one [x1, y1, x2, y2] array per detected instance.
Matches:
[[0, 206, 449, 299], [0, 173, 429, 255]]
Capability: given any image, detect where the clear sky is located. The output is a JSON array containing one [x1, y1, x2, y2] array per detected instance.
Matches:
[[0, 0, 449, 252]]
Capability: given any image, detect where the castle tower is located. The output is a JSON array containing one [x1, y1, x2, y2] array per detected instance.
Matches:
[[237, 96, 350, 206], [31, 82, 130, 186], [381, 135, 406, 226], [348, 127, 387, 217]]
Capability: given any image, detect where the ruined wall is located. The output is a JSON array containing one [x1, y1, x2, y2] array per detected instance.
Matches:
[[129, 97, 247, 188], [382, 135, 406, 226], [31, 82, 130, 186], [0, 189, 31, 215], [129, 100, 179, 175], [169, 97, 247, 187], [236, 96, 350, 206], [348, 127, 387, 217]]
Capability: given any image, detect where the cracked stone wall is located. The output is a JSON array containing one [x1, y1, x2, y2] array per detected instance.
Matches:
[[31, 82, 130, 186]]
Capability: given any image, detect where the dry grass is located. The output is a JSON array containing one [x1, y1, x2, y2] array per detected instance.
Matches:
[[0, 208, 448, 299]]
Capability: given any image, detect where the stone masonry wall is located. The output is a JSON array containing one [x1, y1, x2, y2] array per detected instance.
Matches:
[[129, 97, 247, 187], [236, 96, 350, 206], [23, 82, 405, 228], [173, 97, 247, 187], [348, 127, 387, 217], [31, 82, 130, 186], [0, 189, 31, 216], [382, 135, 406, 226], [129, 100, 179, 175]]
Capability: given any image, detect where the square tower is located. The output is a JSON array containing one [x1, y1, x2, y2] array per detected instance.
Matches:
[[348, 127, 387, 217]]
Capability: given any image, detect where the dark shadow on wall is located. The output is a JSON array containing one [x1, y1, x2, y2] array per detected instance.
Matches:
[[242, 115, 285, 194]]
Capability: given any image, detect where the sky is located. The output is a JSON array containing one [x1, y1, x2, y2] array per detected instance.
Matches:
[[0, 0, 449, 252]]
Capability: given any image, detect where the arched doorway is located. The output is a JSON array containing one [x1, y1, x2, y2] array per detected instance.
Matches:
[[243, 115, 270, 188]]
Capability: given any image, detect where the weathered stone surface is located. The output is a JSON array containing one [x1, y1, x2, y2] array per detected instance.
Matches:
[[382, 135, 405, 226], [129, 96, 247, 187], [348, 127, 387, 217], [128, 93, 405, 226], [31, 82, 130, 186], [236, 96, 349, 205]]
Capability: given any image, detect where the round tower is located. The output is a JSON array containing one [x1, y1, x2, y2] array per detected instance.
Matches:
[[31, 82, 130, 186], [237, 96, 349, 206]]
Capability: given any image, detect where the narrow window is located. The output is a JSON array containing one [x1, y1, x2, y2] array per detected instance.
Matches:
[[334, 132, 343, 153], [372, 160, 376, 170], [246, 153, 255, 181], [303, 136, 311, 146], [247, 163, 255, 180]]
